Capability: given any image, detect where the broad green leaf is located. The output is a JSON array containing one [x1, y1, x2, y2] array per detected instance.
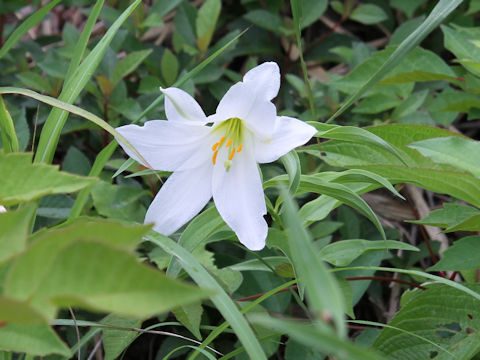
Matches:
[[0, 152, 96, 206], [409, 136, 480, 178], [442, 25, 480, 76], [63, 146, 91, 176], [0, 0, 61, 59], [196, 0, 221, 52], [251, 315, 384, 360], [111, 49, 153, 87], [319, 124, 480, 207], [327, 0, 463, 123], [299, 0, 328, 28], [102, 315, 142, 360], [161, 49, 179, 86], [428, 236, 480, 271], [409, 203, 480, 228], [319, 240, 419, 267], [244, 10, 289, 35], [34, 0, 141, 164], [374, 284, 480, 359], [308, 122, 407, 165], [0, 204, 36, 263], [281, 191, 346, 337], [0, 324, 70, 356], [172, 301, 203, 340], [146, 232, 268, 360], [350, 4, 388, 25], [91, 182, 147, 222], [445, 215, 480, 232], [0, 96, 18, 153], [390, 0, 427, 18], [0, 297, 47, 325], [14, 238, 210, 320], [5, 218, 151, 304], [378, 70, 459, 85], [16, 72, 53, 94]]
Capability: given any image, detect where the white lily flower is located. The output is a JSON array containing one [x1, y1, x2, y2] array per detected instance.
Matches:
[[116, 62, 316, 250], [0, 205, 6, 213]]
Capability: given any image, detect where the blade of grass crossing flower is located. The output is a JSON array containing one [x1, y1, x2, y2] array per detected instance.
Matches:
[[332, 266, 480, 301], [281, 190, 346, 337], [326, 0, 463, 124], [133, 27, 249, 124], [69, 141, 117, 219], [146, 232, 268, 360], [63, 0, 105, 87], [188, 280, 297, 360], [290, 0, 316, 121], [0, 0, 61, 59], [348, 320, 457, 359], [34, 0, 142, 164], [0, 95, 19, 153], [0, 88, 148, 168]]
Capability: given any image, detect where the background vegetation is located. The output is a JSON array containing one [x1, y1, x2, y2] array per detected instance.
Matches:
[[1, 0, 480, 358]]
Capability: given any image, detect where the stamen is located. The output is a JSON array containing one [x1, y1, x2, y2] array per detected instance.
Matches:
[[237, 144, 243, 152], [226, 138, 232, 147], [212, 142, 219, 151], [218, 136, 226, 146], [212, 150, 219, 165], [228, 147, 236, 161]]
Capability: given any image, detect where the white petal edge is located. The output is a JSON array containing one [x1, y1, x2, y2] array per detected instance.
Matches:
[[212, 140, 268, 251], [243, 62, 280, 101], [0, 205, 6, 213], [254, 116, 317, 164], [116, 120, 211, 171], [146, 165, 213, 235], [161, 87, 208, 124]]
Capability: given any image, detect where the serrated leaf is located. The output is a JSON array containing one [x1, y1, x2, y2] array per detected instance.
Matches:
[[0, 324, 70, 356], [428, 236, 480, 272], [319, 240, 418, 267], [111, 49, 153, 87], [0, 204, 36, 263], [0, 152, 96, 206], [374, 284, 480, 359]]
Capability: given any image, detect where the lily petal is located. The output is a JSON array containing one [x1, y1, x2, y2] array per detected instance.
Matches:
[[146, 165, 213, 235], [215, 81, 277, 139], [243, 62, 280, 101], [161, 87, 207, 124], [254, 116, 317, 163], [116, 120, 211, 171], [212, 140, 268, 250]]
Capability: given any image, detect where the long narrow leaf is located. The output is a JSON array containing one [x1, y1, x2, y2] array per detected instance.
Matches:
[[146, 232, 268, 360], [0, 95, 19, 153], [34, 0, 141, 164], [326, 0, 463, 123]]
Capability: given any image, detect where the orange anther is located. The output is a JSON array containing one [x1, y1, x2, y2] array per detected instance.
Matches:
[[237, 144, 243, 152], [212, 142, 219, 151], [226, 138, 232, 147], [213, 150, 219, 165], [218, 136, 226, 145], [229, 147, 236, 161]]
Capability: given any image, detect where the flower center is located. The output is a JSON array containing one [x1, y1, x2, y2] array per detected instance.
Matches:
[[211, 117, 244, 171]]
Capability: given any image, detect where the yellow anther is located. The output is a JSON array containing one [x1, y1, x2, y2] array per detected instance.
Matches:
[[226, 138, 232, 147], [237, 144, 243, 152], [213, 150, 219, 165], [228, 147, 236, 161]]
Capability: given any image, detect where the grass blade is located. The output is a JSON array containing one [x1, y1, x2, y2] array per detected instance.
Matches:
[[34, 0, 142, 164], [326, 0, 463, 123], [0, 0, 61, 60], [146, 232, 268, 360]]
